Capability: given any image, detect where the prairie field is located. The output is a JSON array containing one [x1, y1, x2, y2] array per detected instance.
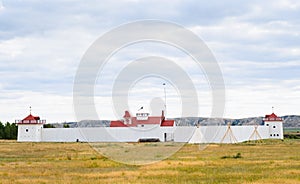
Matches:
[[0, 139, 299, 184]]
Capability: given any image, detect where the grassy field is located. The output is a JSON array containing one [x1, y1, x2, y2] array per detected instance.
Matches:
[[0, 139, 299, 184]]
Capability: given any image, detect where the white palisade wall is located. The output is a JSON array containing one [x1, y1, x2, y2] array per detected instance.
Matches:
[[17, 123, 283, 143]]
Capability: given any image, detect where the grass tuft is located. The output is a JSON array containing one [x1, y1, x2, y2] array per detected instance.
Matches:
[[221, 152, 242, 159]]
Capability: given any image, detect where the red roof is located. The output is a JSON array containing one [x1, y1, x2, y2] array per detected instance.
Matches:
[[161, 120, 175, 126], [110, 117, 162, 127], [265, 113, 278, 119], [16, 114, 45, 124], [110, 121, 128, 127], [131, 117, 162, 125], [110, 111, 174, 127], [264, 113, 282, 121], [23, 114, 40, 121]]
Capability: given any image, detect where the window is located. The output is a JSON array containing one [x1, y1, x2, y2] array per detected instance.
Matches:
[[270, 134, 272, 136], [274, 134, 276, 136], [25, 128, 28, 132], [266, 124, 269, 126], [277, 134, 279, 136], [273, 126, 276, 128]]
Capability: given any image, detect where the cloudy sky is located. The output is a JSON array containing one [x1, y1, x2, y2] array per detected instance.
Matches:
[[0, 0, 299, 123]]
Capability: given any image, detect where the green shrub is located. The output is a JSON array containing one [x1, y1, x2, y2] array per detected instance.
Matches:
[[221, 152, 242, 159]]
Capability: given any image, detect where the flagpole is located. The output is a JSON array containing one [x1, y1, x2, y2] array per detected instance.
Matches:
[[163, 83, 166, 116]]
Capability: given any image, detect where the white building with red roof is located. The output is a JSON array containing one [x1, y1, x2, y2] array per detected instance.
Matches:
[[16, 110, 283, 143], [16, 112, 46, 142], [263, 113, 284, 139]]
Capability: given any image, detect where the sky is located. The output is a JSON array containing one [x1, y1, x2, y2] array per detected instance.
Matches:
[[0, 0, 300, 123]]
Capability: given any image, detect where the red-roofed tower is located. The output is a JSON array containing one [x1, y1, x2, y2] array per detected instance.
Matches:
[[16, 107, 46, 142], [263, 111, 283, 139]]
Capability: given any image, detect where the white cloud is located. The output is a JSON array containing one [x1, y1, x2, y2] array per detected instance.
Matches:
[[1, 0, 300, 122], [224, 80, 300, 118], [0, 90, 73, 123], [0, 1, 4, 11]]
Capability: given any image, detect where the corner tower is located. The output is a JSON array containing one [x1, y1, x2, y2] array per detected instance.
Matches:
[[263, 112, 283, 139], [16, 109, 46, 142]]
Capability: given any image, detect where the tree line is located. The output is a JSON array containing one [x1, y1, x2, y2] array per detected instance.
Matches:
[[0, 122, 18, 139]]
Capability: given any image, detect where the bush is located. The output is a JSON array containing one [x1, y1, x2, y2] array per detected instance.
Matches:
[[221, 152, 242, 159], [43, 124, 55, 128], [63, 124, 70, 128], [233, 152, 242, 158], [284, 134, 300, 139]]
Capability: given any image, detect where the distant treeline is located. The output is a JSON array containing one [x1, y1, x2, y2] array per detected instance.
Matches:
[[0, 122, 18, 139], [43, 124, 70, 128]]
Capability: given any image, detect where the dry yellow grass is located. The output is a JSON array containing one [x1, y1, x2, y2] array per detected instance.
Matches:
[[0, 139, 299, 183]]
